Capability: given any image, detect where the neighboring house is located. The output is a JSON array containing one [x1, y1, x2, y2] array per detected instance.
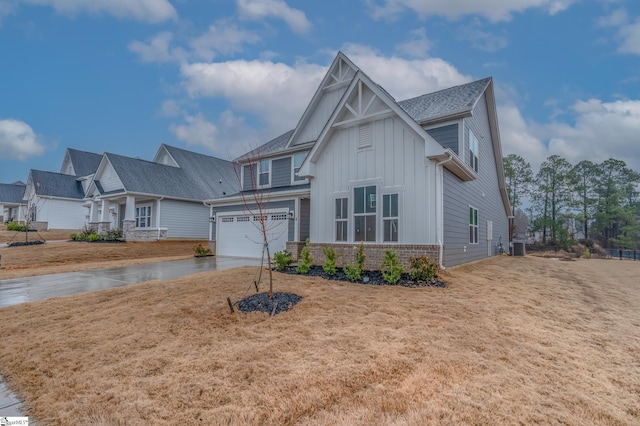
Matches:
[[85, 144, 237, 241], [207, 52, 510, 267], [24, 170, 88, 230], [0, 181, 27, 223], [60, 147, 103, 194]]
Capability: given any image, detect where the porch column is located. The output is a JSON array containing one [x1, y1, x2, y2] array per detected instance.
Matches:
[[89, 201, 100, 225], [122, 196, 136, 241], [98, 199, 111, 234]]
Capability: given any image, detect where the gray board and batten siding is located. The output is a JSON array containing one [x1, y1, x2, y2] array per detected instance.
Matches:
[[243, 156, 295, 190], [299, 198, 310, 241], [426, 124, 459, 155], [211, 200, 296, 241], [442, 93, 508, 266]]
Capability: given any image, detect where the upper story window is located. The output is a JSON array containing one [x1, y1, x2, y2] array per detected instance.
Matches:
[[258, 159, 270, 187], [293, 152, 306, 183], [468, 131, 479, 173]]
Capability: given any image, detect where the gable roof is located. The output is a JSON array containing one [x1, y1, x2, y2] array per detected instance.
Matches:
[[398, 78, 492, 125], [64, 148, 103, 177], [100, 147, 239, 201], [0, 182, 26, 204], [29, 170, 85, 200], [160, 144, 239, 198]]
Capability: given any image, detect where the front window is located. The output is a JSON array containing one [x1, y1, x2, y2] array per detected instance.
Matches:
[[469, 206, 478, 244], [259, 159, 270, 186], [469, 131, 479, 172], [383, 194, 398, 242], [136, 205, 152, 228], [293, 152, 306, 182], [335, 198, 348, 241], [354, 186, 376, 242]]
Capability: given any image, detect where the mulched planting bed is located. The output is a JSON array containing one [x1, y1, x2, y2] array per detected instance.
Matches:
[[281, 265, 446, 288], [7, 240, 45, 247], [237, 292, 303, 316]]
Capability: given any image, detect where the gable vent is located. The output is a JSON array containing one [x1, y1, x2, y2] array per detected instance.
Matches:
[[359, 123, 372, 149]]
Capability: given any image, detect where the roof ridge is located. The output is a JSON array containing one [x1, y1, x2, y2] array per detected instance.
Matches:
[[399, 77, 492, 104]]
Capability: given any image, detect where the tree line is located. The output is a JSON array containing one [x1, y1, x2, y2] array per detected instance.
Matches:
[[504, 154, 640, 250]]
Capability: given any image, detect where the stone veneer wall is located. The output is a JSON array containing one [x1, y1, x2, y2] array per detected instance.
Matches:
[[208, 240, 216, 255], [286, 242, 441, 270], [122, 220, 168, 241]]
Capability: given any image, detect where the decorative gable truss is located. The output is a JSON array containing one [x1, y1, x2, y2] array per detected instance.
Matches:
[[333, 80, 393, 128], [324, 56, 357, 90]]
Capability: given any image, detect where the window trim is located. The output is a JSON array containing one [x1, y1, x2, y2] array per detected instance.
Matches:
[[292, 152, 308, 184], [136, 204, 153, 229], [382, 193, 399, 242], [469, 205, 479, 244], [335, 197, 348, 242], [353, 185, 377, 242], [468, 130, 479, 173], [258, 159, 271, 188]]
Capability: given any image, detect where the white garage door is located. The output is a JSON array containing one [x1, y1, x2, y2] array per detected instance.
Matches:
[[217, 211, 290, 258]]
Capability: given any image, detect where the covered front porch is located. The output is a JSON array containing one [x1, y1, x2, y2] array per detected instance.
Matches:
[[87, 194, 167, 241]]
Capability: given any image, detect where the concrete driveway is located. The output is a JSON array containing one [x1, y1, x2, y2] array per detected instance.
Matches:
[[0, 256, 261, 309]]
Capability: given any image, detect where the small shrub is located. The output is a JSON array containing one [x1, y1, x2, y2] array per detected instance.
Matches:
[[296, 239, 313, 274], [344, 242, 366, 282], [381, 250, 403, 284], [344, 262, 361, 282], [86, 233, 103, 242], [193, 244, 212, 257], [70, 233, 79, 241], [409, 256, 438, 282], [6, 221, 28, 232], [105, 229, 123, 241], [273, 250, 292, 271], [322, 246, 337, 275], [584, 248, 592, 259]]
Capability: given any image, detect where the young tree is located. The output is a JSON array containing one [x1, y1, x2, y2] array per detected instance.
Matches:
[[504, 154, 533, 216]]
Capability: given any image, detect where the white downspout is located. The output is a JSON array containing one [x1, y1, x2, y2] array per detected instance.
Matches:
[[203, 201, 213, 242], [435, 152, 453, 270], [156, 197, 164, 240]]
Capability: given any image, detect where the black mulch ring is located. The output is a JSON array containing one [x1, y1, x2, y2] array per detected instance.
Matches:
[[237, 292, 303, 316], [281, 265, 446, 288], [70, 239, 125, 243], [7, 241, 45, 247]]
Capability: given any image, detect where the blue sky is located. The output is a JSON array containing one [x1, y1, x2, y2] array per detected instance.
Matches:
[[1, 0, 639, 182]]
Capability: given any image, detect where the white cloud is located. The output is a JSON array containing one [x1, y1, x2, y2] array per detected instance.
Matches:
[[169, 113, 219, 151], [189, 20, 261, 62], [0, 119, 46, 161], [0, 1, 15, 24], [596, 8, 640, 56], [22, 0, 177, 23], [395, 28, 432, 58], [541, 99, 640, 171], [596, 7, 628, 27], [366, 0, 578, 22], [237, 0, 311, 34], [180, 59, 326, 133], [464, 27, 509, 52], [128, 32, 187, 63], [169, 111, 260, 158], [497, 103, 548, 169]]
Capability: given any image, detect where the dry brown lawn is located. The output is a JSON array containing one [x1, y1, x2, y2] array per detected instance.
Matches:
[[0, 256, 638, 425]]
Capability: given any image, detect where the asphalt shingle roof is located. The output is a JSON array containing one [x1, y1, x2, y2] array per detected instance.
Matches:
[[105, 147, 239, 201], [30, 170, 85, 199], [235, 129, 295, 162], [0, 183, 26, 204], [162, 144, 239, 199], [67, 148, 102, 177], [398, 78, 491, 124]]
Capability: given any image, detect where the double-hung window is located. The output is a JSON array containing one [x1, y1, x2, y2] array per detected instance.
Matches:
[[469, 131, 479, 172], [259, 159, 270, 187], [354, 186, 376, 242], [136, 205, 152, 228], [383, 194, 398, 242], [335, 198, 348, 241], [469, 206, 478, 244], [293, 152, 306, 182]]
